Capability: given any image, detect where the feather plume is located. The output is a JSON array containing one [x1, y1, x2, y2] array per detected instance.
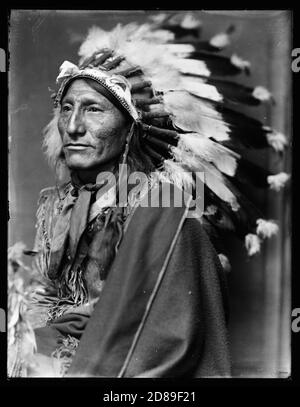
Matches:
[[256, 219, 279, 238], [233, 158, 273, 189], [171, 147, 239, 210], [198, 102, 282, 150], [181, 12, 202, 29], [210, 32, 231, 49], [245, 233, 261, 256], [265, 128, 288, 152], [149, 13, 170, 25], [78, 24, 182, 91], [179, 76, 223, 101], [203, 197, 236, 232], [203, 204, 218, 216], [42, 108, 69, 180], [173, 58, 211, 77], [161, 159, 194, 190], [252, 86, 273, 102], [230, 54, 251, 74], [163, 43, 195, 54], [42, 108, 62, 168], [78, 26, 110, 63], [209, 25, 235, 50], [177, 133, 238, 176], [160, 12, 202, 39], [179, 51, 250, 76], [164, 93, 279, 151], [163, 91, 230, 141], [204, 182, 266, 239], [189, 76, 271, 106], [47, 16, 289, 261], [267, 172, 290, 191], [218, 253, 231, 272]]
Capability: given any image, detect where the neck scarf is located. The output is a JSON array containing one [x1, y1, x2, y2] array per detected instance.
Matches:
[[48, 171, 116, 280]]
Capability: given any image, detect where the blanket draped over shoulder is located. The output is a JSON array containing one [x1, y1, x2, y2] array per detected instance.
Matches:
[[31, 183, 231, 377]]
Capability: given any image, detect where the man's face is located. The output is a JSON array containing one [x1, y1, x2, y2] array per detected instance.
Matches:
[[58, 79, 129, 171]]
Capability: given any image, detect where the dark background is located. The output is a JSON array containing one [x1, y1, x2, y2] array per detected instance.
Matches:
[[8, 10, 292, 377]]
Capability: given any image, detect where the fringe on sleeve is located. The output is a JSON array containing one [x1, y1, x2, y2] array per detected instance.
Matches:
[[32, 187, 59, 280]]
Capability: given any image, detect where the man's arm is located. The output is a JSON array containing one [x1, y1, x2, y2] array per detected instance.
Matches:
[[67, 197, 231, 377], [27, 187, 59, 329], [124, 217, 231, 378]]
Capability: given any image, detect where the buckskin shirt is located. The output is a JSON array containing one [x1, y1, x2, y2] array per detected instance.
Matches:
[[28, 179, 231, 377]]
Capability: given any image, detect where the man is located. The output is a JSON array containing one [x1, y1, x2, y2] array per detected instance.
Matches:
[[28, 78, 231, 377], [16, 16, 288, 377]]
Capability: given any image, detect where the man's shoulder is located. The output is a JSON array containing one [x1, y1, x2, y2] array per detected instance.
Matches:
[[37, 183, 71, 205], [38, 186, 56, 198]]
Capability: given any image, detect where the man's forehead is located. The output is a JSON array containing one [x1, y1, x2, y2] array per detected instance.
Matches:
[[62, 79, 111, 104]]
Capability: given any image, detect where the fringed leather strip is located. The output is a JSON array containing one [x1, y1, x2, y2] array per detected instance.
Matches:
[[46, 298, 78, 323], [34, 190, 56, 278], [142, 143, 165, 164], [59, 264, 88, 305], [135, 97, 162, 107], [141, 123, 179, 145], [114, 66, 142, 77], [51, 335, 80, 376], [141, 123, 179, 138], [143, 134, 173, 155], [142, 111, 170, 120], [131, 80, 152, 92]]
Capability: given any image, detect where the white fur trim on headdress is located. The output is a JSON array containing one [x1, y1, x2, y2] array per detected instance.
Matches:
[[181, 12, 202, 29], [203, 205, 218, 216], [210, 33, 231, 49], [256, 218, 279, 239], [265, 127, 288, 152], [267, 172, 290, 191], [218, 253, 231, 272], [252, 86, 272, 102], [245, 233, 261, 256], [230, 54, 251, 71]]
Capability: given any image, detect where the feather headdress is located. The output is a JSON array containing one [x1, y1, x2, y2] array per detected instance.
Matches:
[[45, 12, 290, 259]]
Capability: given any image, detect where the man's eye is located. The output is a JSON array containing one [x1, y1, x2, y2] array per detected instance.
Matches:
[[87, 106, 102, 112], [61, 104, 72, 112]]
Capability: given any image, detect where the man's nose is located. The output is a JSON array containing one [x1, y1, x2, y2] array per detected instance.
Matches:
[[67, 109, 86, 136]]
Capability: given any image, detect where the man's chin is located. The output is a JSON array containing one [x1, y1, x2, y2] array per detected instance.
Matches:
[[67, 162, 96, 171], [65, 157, 96, 170], [65, 159, 113, 173]]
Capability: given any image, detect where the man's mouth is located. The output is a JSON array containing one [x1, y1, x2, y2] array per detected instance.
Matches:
[[64, 143, 94, 151]]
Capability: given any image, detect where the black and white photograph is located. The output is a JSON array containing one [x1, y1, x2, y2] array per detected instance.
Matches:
[[6, 9, 292, 380]]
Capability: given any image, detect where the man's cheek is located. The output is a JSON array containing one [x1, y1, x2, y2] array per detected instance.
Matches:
[[93, 128, 113, 140]]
